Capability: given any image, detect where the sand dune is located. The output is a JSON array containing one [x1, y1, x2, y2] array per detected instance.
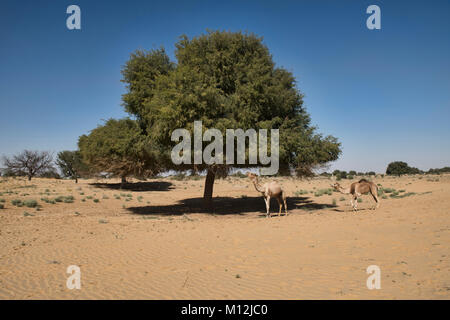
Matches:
[[0, 174, 449, 299]]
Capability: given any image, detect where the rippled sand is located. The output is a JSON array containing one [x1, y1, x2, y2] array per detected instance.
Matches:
[[0, 174, 449, 299]]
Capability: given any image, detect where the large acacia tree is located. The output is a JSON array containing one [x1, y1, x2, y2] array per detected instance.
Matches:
[[121, 31, 341, 206]]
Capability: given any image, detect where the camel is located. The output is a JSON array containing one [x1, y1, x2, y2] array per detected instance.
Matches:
[[247, 172, 288, 217], [331, 179, 380, 211]]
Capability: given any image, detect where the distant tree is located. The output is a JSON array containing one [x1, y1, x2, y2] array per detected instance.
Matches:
[[427, 167, 450, 175], [366, 171, 376, 176], [78, 118, 160, 188], [349, 170, 357, 176], [56, 150, 88, 183], [2, 150, 54, 181], [120, 31, 341, 208], [386, 161, 420, 176]]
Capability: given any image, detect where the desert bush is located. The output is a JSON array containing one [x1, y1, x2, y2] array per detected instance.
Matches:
[[314, 188, 333, 197], [23, 199, 38, 208], [11, 199, 23, 207], [381, 187, 395, 194], [294, 189, 309, 196]]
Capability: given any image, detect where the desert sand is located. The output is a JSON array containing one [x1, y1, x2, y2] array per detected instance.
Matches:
[[0, 174, 449, 299]]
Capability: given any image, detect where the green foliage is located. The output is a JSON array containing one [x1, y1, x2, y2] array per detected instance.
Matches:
[[79, 118, 160, 180], [314, 188, 333, 197], [56, 150, 88, 181], [23, 199, 38, 208], [54, 195, 74, 203], [11, 199, 23, 207], [333, 170, 347, 180], [294, 189, 309, 196], [427, 167, 450, 175], [386, 161, 421, 176], [120, 31, 341, 178]]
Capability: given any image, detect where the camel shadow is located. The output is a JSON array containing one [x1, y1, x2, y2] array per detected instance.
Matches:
[[90, 181, 174, 192], [126, 196, 337, 216]]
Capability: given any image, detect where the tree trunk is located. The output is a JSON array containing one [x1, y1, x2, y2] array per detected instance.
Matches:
[[28, 175, 32, 181], [203, 167, 216, 211], [75, 177, 78, 183], [120, 176, 127, 189]]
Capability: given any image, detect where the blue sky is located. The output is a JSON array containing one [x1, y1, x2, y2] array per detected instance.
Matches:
[[0, 0, 449, 173]]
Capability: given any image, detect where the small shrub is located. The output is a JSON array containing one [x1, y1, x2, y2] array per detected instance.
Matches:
[[0, 204, 4, 209], [11, 199, 23, 207], [339, 197, 346, 201], [357, 198, 363, 203], [332, 199, 337, 206], [93, 198, 100, 203], [23, 199, 38, 208], [382, 188, 395, 194]]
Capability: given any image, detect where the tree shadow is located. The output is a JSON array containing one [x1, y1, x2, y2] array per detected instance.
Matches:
[[90, 181, 174, 192], [126, 196, 337, 216]]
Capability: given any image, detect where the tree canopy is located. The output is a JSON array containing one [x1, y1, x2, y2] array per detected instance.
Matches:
[[3, 150, 54, 181], [56, 150, 88, 183], [386, 161, 421, 176], [120, 31, 341, 205], [78, 118, 160, 185]]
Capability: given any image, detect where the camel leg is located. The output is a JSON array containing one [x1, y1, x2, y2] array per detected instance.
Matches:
[[283, 196, 288, 216], [353, 196, 358, 211], [372, 193, 380, 210], [277, 197, 282, 216], [265, 195, 271, 218]]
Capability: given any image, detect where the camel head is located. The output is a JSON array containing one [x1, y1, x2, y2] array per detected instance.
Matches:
[[331, 182, 341, 191]]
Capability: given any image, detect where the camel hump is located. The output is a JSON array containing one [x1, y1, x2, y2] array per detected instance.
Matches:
[[358, 178, 369, 183]]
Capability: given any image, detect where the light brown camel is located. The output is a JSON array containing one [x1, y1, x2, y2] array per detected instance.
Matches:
[[331, 179, 380, 211], [247, 173, 288, 217]]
